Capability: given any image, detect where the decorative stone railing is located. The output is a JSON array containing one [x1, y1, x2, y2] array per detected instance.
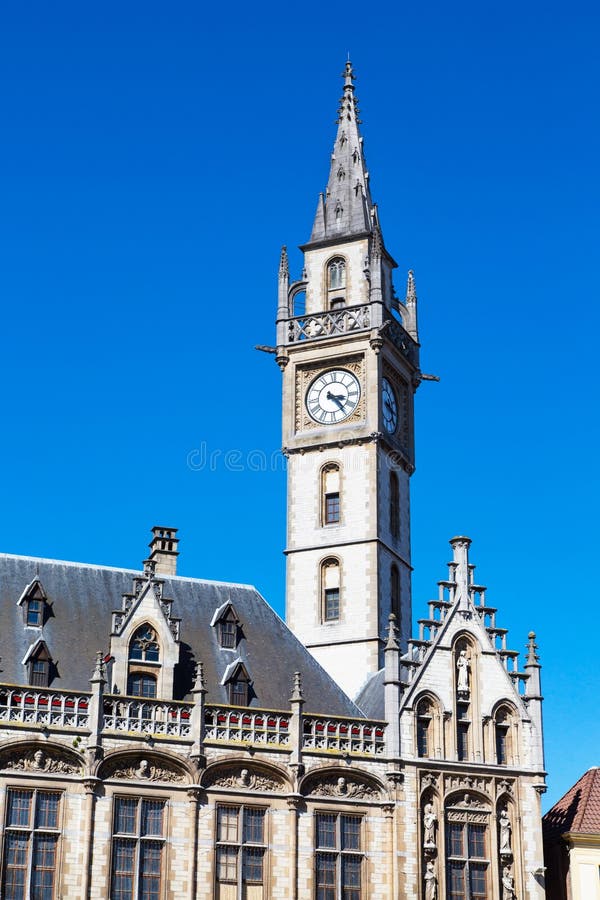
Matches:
[[302, 714, 386, 757], [385, 318, 419, 366], [204, 706, 290, 748], [0, 685, 388, 758], [0, 685, 90, 730], [287, 304, 371, 343], [102, 695, 193, 739]]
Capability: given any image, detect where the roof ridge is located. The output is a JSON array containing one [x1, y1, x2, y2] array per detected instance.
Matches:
[[0, 552, 256, 591]]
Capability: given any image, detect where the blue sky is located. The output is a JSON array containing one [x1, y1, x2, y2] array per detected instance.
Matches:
[[0, 1, 598, 809]]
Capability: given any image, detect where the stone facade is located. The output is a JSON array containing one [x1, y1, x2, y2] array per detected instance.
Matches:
[[0, 60, 547, 899]]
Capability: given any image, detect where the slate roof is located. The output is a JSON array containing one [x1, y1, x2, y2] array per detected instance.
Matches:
[[0, 553, 363, 718], [355, 668, 384, 720], [544, 767, 600, 839]]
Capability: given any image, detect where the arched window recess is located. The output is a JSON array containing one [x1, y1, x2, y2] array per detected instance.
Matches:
[[129, 624, 160, 663], [327, 257, 346, 291], [320, 557, 341, 622]]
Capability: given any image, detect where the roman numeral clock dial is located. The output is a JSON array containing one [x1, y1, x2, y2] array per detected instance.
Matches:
[[306, 369, 361, 425]]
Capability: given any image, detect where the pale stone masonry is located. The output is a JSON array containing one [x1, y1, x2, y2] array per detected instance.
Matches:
[[0, 60, 547, 899]]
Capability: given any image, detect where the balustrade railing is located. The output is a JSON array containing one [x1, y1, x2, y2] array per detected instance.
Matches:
[[302, 714, 385, 757], [0, 684, 387, 757], [204, 706, 290, 748], [102, 695, 193, 739], [0, 685, 90, 729], [287, 304, 371, 343]]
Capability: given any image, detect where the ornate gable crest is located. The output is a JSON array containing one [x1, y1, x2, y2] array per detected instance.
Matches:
[[111, 559, 180, 641]]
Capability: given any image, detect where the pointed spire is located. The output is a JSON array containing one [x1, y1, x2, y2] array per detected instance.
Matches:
[[307, 60, 375, 245], [279, 245, 289, 279], [404, 269, 419, 340]]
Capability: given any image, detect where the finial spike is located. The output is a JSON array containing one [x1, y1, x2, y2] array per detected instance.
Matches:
[[385, 613, 399, 650], [279, 245, 289, 278], [193, 660, 206, 693], [91, 650, 106, 683], [526, 631, 540, 665], [290, 670, 304, 702]]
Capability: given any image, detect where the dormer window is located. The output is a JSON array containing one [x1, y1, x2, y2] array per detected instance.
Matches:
[[18, 578, 49, 628], [26, 599, 43, 627], [211, 603, 241, 650], [222, 661, 252, 707], [23, 640, 53, 687], [129, 625, 160, 662]]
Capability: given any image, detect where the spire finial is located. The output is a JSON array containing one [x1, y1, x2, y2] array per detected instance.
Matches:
[[526, 631, 540, 665], [290, 670, 304, 702], [279, 245, 289, 278], [193, 660, 206, 693], [385, 612, 399, 650], [91, 650, 106, 683], [343, 59, 355, 90], [406, 269, 417, 303]]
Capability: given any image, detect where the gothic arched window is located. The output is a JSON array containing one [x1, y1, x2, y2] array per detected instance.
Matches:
[[328, 258, 346, 290], [494, 704, 515, 766], [321, 558, 341, 622], [416, 698, 432, 758], [129, 625, 160, 662], [390, 472, 400, 539], [321, 463, 341, 525]]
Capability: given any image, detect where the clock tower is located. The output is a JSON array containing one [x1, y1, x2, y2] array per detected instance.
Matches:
[[276, 62, 421, 698]]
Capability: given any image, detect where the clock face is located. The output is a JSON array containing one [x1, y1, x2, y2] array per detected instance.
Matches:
[[306, 369, 361, 425], [382, 377, 398, 433]]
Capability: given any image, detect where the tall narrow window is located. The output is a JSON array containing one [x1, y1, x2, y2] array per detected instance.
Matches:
[[322, 464, 341, 525], [321, 558, 341, 622], [446, 817, 489, 900], [315, 812, 362, 900], [494, 706, 512, 765], [26, 599, 43, 627], [457, 703, 470, 762], [390, 565, 400, 621], [111, 797, 165, 900], [2, 789, 61, 900], [328, 258, 346, 290], [416, 698, 432, 758], [216, 805, 266, 899], [390, 472, 400, 539]]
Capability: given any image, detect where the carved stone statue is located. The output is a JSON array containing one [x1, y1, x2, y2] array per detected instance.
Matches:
[[499, 809, 512, 854], [502, 865, 516, 900], [457, 650, 470, 692], [33, 750, 46, 770], [423, 802, 437, 847], [424, 860, 437, 900]]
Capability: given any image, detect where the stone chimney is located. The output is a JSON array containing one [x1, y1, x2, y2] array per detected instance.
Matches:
[[148, 526, 179, 576]]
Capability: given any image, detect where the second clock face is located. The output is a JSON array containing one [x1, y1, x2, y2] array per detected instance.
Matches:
[[382, 377, 398, 433], [306, 369, 361, 425]]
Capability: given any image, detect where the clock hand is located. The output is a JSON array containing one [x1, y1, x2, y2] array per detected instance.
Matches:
[[326, 390, 346, 409]]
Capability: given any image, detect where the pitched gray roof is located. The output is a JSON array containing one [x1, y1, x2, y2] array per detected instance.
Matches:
[[0, 553, 363, 717], [355, 668, 384, 720]]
